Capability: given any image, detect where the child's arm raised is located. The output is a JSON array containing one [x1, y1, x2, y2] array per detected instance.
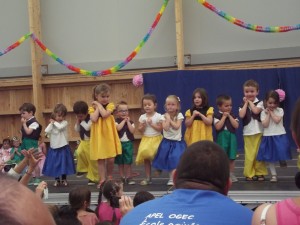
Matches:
[[126, 117, 135, 134], [199, 112, 213, 126], [269, 109, 282, 124], [21, 118, 33, 135], [53, 120, 68, 130], [185, 110, 200, 127], [248, 100, 263, 115], [228, 113, 239, 129], [214, 113, 227, 131], [261, 109, 271, 128], [239, 98, 248, 118]]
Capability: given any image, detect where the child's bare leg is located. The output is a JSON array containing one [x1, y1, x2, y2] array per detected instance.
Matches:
[[124, 164, 131, 178], [97, 159, 106, 183], [118, 164, 125, 178], [106, 157, 115, 179], [144, 159, 151, 179]]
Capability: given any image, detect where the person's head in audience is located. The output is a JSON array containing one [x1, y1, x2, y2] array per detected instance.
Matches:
[[54, 205, 82, 225], [69, 186, 92, 211], [133, 191, 155, 207], [0, 175, 56, 225], [174, 140, 231, 195], [96, 221, 114, 225]]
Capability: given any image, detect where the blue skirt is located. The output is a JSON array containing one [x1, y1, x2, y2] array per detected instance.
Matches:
[[42, 145, 76, 177], [152, 138, 186, 171], [257, 134, 291, 162]]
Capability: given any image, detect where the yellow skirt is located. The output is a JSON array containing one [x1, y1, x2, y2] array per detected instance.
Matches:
[[136, 135, 163, 165]]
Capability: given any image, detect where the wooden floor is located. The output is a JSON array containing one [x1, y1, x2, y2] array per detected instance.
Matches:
[[33, 152, 300, 207]]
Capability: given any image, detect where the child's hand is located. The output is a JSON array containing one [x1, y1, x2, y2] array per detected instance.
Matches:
[[147, 118, 152, 124], [223, 112, 229, 118], [192, 111, 200, 117], [91, 101, 100, 108], [49, 118, 55, 123], [243, 97, 248, 103], [21, 118, 26, 123]]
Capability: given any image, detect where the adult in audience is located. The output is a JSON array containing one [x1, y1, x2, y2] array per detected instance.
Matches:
[[120, 140, 253, 225], [0, 174, 56, 225], [252, 97, 300, 225]]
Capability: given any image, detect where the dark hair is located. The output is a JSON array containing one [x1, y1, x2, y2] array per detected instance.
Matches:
[[243, 79, 259, 91], [295, 172, 300, 189], [175, 141, 229, 195], [96, 180, 122, 222], [69, 187, 91, 211], [133, 191, 155, 207], [216, 94, 231, 106], [19, 103, 36, 115], [73, 101, 89, 114], [54, 205, 81, 225], [2, 138, 10, 145], [141, 94, 157, 113], [192, 88, 209, 108], [53, 103, 68, 117], [264, 90, 280, 105], [93, 83, 111, 101], [291, 98, 300, 150]]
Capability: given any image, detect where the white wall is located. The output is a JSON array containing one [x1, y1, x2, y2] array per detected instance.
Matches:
[[0, 0, 300, 77]]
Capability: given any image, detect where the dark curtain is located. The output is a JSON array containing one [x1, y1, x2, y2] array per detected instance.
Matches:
[[143, 67, 300, 152]]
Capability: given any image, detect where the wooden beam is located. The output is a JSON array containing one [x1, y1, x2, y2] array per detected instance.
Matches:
[[174, 0, 185, 70], [27, 0, 44, 127]]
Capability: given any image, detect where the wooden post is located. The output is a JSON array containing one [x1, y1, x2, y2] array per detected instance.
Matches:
[[28, 0, 44, 127], [174, 0, 185, 70]]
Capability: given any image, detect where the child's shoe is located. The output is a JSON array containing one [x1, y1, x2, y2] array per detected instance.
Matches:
[[61, 180, 68, 186], [87, 180, 96, 186], [140, 178, 152, 186], [126, 178, 136, 185], [53, 180, 60, 187], [167, 179, 174, 186], [270, 176, 278, 182], [230, 173, 238, 183]]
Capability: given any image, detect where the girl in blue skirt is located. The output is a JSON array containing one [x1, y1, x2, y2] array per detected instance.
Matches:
[[43, 103, 76, 187], [257, 90, 291, 182], [152, 95, 186, 186]]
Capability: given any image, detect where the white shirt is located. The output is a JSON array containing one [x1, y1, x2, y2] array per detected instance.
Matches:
[[74, 120, 92, 140], [139, 112, 162, 137], [239, 98, 263, 135], [162, 113, 184, 141], [261, 107, 286, 136], [45, 120, 68, 148]]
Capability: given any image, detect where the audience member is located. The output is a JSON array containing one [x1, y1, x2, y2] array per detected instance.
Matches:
[[69, 186, 99, 225], [0, 175, 56, 225], [133, 190, 155, 207], [54, 205, 82, 225], [252, 97, 300, 225], [120, 141, 253, 225]]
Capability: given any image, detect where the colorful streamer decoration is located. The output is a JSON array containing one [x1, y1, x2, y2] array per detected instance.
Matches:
[[32, 0, 169, 76], [198, 0, 300, 32], [0, 33, 32, 57]]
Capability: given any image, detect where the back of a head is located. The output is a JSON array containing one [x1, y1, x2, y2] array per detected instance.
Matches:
[[175, 141, 230, 194], [0, 175, 55, 225], [133, 191, 155, 207]]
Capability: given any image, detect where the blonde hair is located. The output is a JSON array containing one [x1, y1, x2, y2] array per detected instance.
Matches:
[[93, 83, 111, 100], [165, 95, 181, 120]]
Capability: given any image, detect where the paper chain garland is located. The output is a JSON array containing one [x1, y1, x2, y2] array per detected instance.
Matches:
[[198, 0, 300, 32], [0, 0, 169, 76], [0, 33, 32, 57]]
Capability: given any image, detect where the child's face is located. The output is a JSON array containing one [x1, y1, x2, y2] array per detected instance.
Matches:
[[96, 92, 110, 105], [266, 97, 278, 111], [76, 113, 88, 121], [165, 98, 178, 114], [55, 113, 65, 122], [143, 99, 156, 114], [13, 140, 20, 147], [193, 92, 203, 107], [218, 99, 232, 113], [117, 104, 129, 119], [20, 110, 33, 120], [243, 86, 259, 102], [2, 142, 10, 149]]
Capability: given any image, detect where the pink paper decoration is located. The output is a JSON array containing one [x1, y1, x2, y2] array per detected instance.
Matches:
[[132, 74, 143, 87], [275, 89, 286, 102]]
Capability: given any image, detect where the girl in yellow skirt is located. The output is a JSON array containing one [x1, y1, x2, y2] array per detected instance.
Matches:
[[184, 88, 214, 146], [89, 83, 122, 187], [136, 94, 163, 185]]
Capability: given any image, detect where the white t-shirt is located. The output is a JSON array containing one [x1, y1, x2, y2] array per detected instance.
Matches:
[[239, 98, 263, 136], [261, 107, 286, 136], [162, 113, 184, 141], [139, 112, 162, 137]]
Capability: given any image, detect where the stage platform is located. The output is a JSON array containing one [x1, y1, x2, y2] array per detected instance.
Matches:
[[36, 153, 300, 208]]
